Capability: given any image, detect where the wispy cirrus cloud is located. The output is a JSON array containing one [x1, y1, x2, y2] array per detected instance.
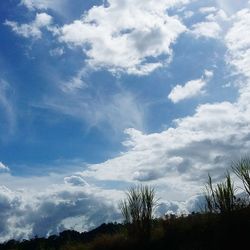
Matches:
[[39, 89, 145, 133], [0, 79, 16, 139]]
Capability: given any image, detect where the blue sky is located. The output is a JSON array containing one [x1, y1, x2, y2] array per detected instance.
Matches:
[[0, 0, 250, 241]]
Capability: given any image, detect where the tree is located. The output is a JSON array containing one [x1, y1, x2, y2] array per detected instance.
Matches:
[[120, 185, 157, 240]]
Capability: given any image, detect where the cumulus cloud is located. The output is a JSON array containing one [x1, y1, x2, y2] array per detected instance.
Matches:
[[225, 9, 250, 79], [190, 6, 228, 39], [0, 177, 206, 242], [155, 194, 205, 216], [205, 9, 228, 22], [183, 10, 194, 19], [82, 97, 250, 201], [57, 0, 188, 75], [0, 186, 25, 241], [78, 7, 250, 206], [5, 13, 53, 39], [81, 9, 250, 200], [191, 21, 222, 38], [168, 70, 213, 103], [0, 184, 120, 242], [225, 8, 250, 117]]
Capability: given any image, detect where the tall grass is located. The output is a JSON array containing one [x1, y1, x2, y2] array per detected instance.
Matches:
[[232, 157, 250, 197], [204, 173, 236, 213], [120, 185, 157, 240]]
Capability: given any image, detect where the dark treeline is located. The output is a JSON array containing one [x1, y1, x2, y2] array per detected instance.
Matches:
[[0, 223, 123, 250], [1, 208, 249, 250], [1, 157, 250, 250]]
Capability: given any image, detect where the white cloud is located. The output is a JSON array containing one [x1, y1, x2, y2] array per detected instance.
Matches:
[[49, 47, 64, 57], [5, 13, 52, 39], [183, 10, 194, 19], [215, 0, 248, 15], [20, 0, 63, 10], [168, 70, 213, 103], [191, 21, 222, 38], [225, 9, 250, 79], [64, 175, 89, 186], [60, 68, 87, 93], [0, 183, 120, 242], [9, 6, 249, 230], [190, 6, 228, 39], [82, 97, 250, 202], [57, 0, 188, 75], [0, 175, 204, 242], [0, 162, 209, 242], [21, 0, 51, 9], [0, 162, 9, 172], [205, 9, 228, 22], [2, 6, 250, 232], [225, 8, 250, 117], [77, 8, 250, 203], [155, 194, 205, 216], [20, 0, 84, 19], [199, 6, 218, 14]]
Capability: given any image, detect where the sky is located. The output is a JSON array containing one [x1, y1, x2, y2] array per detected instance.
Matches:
[[0, 0, 250, 242]]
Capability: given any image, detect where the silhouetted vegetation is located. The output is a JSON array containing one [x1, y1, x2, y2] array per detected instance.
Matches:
[[204, 173, 238, 213], [1, 158, 250, 250], [232, 157, 250, 197], [120, 185, 157, 241]]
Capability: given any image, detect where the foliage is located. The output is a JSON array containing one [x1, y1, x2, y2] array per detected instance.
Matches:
[[204, 173, 238, 213], [232, 157, 250, 197], [120, 185, 157, 240]]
